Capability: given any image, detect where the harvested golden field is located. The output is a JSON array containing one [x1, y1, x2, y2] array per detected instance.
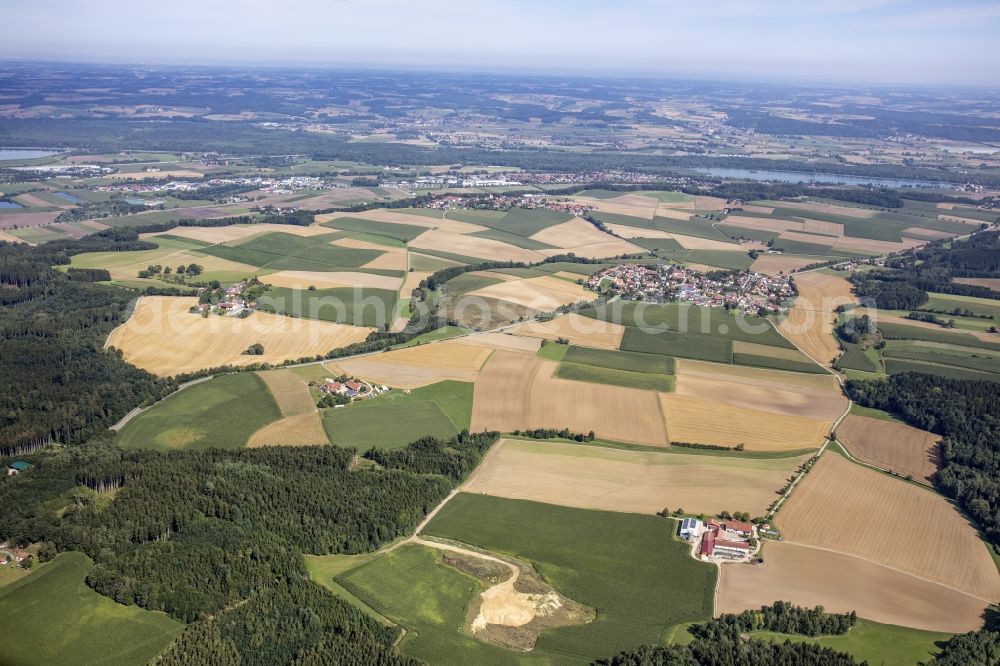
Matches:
[[463, 438, 809, 516], [453, 331, 542, 353], [508, 313, 626, 349], [603, 224, 673, 239], [399, 270, 431, 296], [779, 271, 856, 366], [954, 276, 1000, 291], [668, 234, 742, 251], [327, 237, 409, 271], [678, 358, 838, 392], [787, 202, 876, 218], [106, 296, 373, 376], [800, 219, 844, 236], [902, 227, 956, 241], [751, 254, 820, 276], [410, 229, 545, 263], [78, 219, 110, 231], [324, 209, 488, 235], [717, 541, 989, 633], [471, 351, 668, 446], [571, 195, 656, 219], [832, 236, 922, 255], [655, 208, 696, 221], [249, 369, 328, 447], [0, 230, 27, 244], [660, 394, 829, 451], [247, 412, 329, 447], [837, 415, 939, 483], [720, 216, 803, 233], [328, 341, 492, 389], [693, 195, 727, 210], [539, 239, 644, 259], [262, 270, 402, 291], [778, 453, 1000, 599], [731, 340, 818, 363], [467, 276, 591, 311], [938, 214, 985, 226], [146, 223, 330, 244], [529, 217, 612, 247], [674, 373, 844, 420], [104, 252, 257, 282], [15, 193, 58, 208], [256, 369, 316, 416], [777, 230, 837, 247]]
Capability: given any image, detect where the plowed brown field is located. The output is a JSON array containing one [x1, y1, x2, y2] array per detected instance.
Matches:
[[718, 541, 989, 633], [837, 415, 939, 483], [778, 453, 1000, 599]]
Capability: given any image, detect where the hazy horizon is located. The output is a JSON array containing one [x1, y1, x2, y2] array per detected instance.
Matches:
[[2, 0, 1000, 87]]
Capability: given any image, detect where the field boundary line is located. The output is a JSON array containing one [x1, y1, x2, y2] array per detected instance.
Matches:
[[777, 540, 998, 605]]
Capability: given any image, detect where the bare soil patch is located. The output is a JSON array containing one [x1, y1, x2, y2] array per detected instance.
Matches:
[[463, 438, 809, 517], [837, 415, 939, 483], [953, 277, 1000, 291], [800, 219, 845, 236], [778, 453, 1000, 599], [718, 541, 989, 633], [0, 211, 60, 229]]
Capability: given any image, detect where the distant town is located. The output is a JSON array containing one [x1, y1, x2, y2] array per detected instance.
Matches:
[[588, 264, 795, 315]]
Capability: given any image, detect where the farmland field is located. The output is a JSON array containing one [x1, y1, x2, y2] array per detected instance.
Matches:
[[0, 552, 183, 666], [462, 438, 810, 517], [247, 369, 329, 447], [555, 361, 675, 392], [509, 313, 627, 349], [322, 380, 473, 449], [258, 285, 398, 328], [777, 453, 1000, 599], [718, 541, 989, 633], [779, 271, 856, 366], [107, 296, 372, 376], [660, 393, 830, 451], [836, 414, 939, 482], [421, 494, 716, 661], [471, 351, 668, 446], [117, 373, 282, 450], [329, 340, 492, 388]]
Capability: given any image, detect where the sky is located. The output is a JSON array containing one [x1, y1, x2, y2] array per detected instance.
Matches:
[[2, 0, 999, 86]]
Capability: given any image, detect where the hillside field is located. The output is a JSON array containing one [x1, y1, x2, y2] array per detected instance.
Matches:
[[0, 553, 183, 666]]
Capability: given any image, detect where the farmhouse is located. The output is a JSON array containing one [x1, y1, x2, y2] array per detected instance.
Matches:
[[714, 539, 752, 559], [699, 518, 756, 561]]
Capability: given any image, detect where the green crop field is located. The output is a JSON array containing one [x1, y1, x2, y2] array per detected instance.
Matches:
[[882, 340, 1000, 375], [563, 346, 675, 374], [321, 216, 426, 242], [770, 238, 837, 256], [409, 252, 462, 272], [422, 494, 717, 661], [322, 380, 473, 449], [199, 231, 382, 270], [884, 358, 1000, 382], [733, 352, 829, 374], [749, 618, 950, 666], [444, 272, 504, 296], [556, 361, 675, 391], [258, 286, 398, 327], [592, 211, 657, 230], [629, 236, 685, 252], [537, 340, 570, 361], [585, 302, 794, 348], [878, 321, 1000, 351], [117, 373, 282, 450], [621, 327, 733, 363], [337, 544, 541, 665], [652, 216, 734, 242], [716, 223, 780, 242], [918, 292, 1000, 320], [834, 342, 879, 373], [0, 552, 183, 666]]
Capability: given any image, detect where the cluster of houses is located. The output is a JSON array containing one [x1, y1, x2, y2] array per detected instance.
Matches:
[[679, 517, 757, 562], [319, 377, 389, 401], [418, 193, 594, 217], [588, 264, 794, 315], [195, 280, 257, 317]]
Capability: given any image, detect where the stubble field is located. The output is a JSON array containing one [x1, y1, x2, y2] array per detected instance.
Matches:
[[836, 414, 939, 483]]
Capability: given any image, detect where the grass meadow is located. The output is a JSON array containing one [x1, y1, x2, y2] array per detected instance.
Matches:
[[422, 494, 716, 661], [0, 552, 183, 666], [117, 373, 282, 450]]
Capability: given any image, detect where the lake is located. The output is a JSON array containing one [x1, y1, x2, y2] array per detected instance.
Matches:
[[690, 167, 950, 189], [0, 148, 62, 161], [54, 191, 84, 203], [0, 201, 23, 209]]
